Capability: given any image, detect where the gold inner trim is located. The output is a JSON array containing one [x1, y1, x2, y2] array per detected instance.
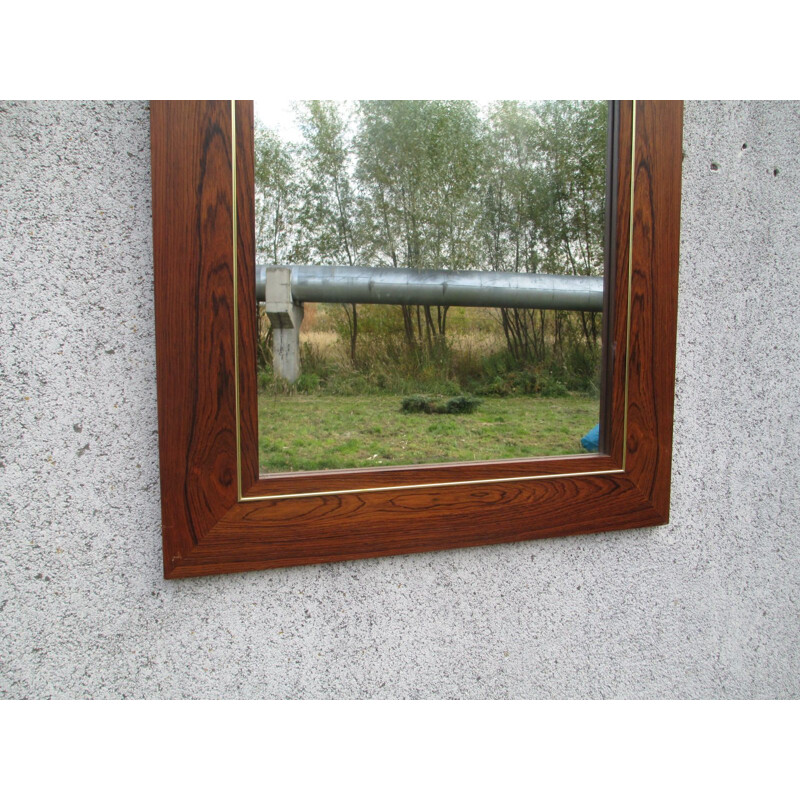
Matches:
[[236, 100, 636, 503], [243, 468, 626, 502]]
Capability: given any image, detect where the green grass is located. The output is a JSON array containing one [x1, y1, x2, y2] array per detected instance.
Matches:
[[258, 392, 598, 473]]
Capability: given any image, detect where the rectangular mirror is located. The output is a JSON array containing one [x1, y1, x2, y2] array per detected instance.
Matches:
[[254, 100, 614, 475], [150, 100, 681, 577]]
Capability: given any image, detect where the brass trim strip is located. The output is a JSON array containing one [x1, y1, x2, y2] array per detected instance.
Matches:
[[241, 467, 626, 502], [234, 100, 636, 503]]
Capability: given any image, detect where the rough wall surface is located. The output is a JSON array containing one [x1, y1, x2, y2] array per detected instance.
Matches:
[[1, 101, 798, 699]]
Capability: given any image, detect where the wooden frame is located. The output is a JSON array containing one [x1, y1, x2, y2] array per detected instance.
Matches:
[[151, 100, 682, 579]]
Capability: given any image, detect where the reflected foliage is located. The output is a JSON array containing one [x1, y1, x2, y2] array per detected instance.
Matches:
[[255, 100, 607, 399]]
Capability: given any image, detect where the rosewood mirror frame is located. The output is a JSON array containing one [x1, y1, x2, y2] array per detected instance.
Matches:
[[151, 100, 682, 579]]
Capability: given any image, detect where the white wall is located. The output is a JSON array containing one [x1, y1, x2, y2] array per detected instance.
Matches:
[[1, 101, 798, 698]]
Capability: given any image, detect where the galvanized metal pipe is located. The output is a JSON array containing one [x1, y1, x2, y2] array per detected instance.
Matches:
[[256, 264, 603, 312]]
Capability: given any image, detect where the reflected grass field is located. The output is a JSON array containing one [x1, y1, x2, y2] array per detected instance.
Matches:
[[258, 393, 598, 473]]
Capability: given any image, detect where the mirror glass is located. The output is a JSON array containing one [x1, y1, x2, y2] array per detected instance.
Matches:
[[254, 100, 610, 474]]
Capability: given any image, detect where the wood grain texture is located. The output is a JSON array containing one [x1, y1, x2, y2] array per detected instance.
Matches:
[[151, 101, 238, 570], [151, 100, 682, 578]]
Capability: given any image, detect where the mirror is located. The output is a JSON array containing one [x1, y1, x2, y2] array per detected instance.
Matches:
[[150, 100, 682, 577], [254, 100, 613, 474]]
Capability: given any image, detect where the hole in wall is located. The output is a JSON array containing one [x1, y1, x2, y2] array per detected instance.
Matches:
[[710, 162, 719, 171]]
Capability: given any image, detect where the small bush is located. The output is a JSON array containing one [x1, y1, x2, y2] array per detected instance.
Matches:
[[478, 375, 512, 397], [296, 372, 321, 393], [258, 367, 292, 395], [562, 342, 600, 393], [444, 395, 483, 414], [401, 395, 435, 413], [401, 394, 482, 415], [537, 374, 568, 397]]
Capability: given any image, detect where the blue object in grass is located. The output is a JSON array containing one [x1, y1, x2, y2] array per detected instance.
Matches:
[[581, 423, 600, 452]]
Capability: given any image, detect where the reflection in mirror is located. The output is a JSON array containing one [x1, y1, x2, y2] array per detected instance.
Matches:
[[254, 101, 610, 474]]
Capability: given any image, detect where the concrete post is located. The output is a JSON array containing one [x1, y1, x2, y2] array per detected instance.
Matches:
[[264, 267, 304, 383]]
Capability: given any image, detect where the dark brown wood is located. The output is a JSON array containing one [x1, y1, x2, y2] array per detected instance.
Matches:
[[151, 100, 682, 579]]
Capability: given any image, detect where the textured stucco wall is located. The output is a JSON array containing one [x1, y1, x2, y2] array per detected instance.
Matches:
[[1, 101, 798, 699]]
